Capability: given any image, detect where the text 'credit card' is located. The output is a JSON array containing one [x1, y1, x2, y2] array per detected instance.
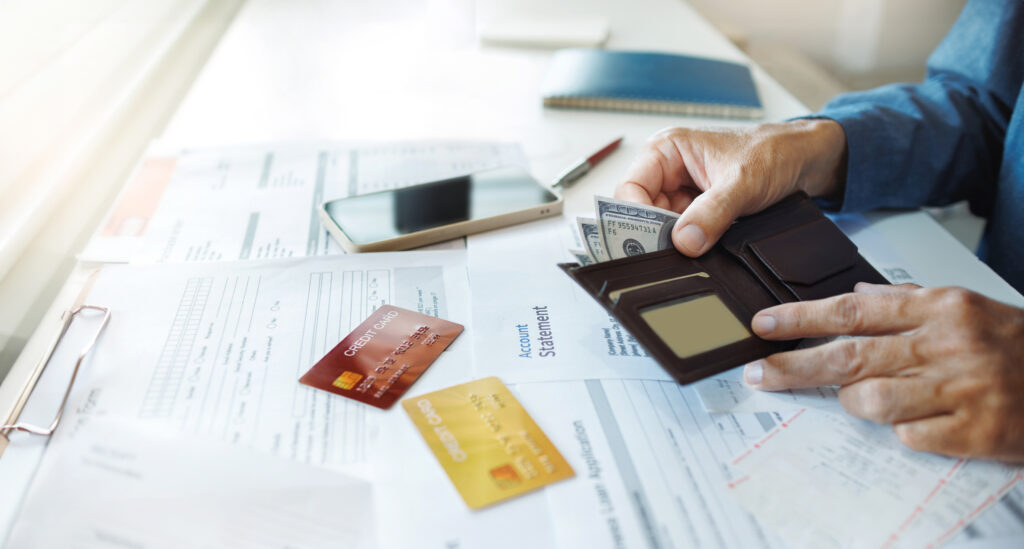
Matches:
[[300, 305, 463, 409]]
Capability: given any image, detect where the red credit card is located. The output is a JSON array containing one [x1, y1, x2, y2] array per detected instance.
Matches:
[[299, 305, 463, 409]]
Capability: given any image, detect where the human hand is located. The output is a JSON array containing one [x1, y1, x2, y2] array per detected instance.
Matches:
[[614, 120, 847, 256], [744, 282, 1024, 461]]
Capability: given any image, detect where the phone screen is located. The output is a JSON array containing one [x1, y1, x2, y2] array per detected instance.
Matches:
[[322, 166, 559, 245]]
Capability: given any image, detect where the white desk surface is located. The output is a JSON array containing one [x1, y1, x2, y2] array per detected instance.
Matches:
[[2, 0, 1021, 544], [158, 0, 809, 218]]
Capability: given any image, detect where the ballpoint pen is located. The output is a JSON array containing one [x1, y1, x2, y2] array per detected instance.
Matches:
[[551, 136, 624, 189]]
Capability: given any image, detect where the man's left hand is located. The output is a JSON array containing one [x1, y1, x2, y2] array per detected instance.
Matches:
[[744, 282, 1024, 461]]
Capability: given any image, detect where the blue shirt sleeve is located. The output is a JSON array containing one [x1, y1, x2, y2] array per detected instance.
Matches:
[[812, 0, 1024, 216]]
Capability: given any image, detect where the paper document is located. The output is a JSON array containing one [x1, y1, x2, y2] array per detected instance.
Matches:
[[518, 379, 789, 548], [81, 141, 526, 263], [728, 408, 1023, 549], [834, 212, 1024, 308], [468, 217, 674, 383], [6, 418, 374, 548], [49, 251, 471, 471], [8, 251, 580, 549], [366, 377, 792, 548], [832, 214, 930, 287], [695, 365, 842, 413], [946, 483, 1024, 547]]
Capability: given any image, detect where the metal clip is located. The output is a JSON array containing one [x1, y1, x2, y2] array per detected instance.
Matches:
[[0, 305, 110, 455]]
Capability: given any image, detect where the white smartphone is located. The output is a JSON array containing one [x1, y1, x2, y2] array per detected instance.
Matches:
[[318, 166, 563, 252]]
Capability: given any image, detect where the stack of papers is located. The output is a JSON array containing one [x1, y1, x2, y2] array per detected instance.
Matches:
[[7, 141, 1022, 548]]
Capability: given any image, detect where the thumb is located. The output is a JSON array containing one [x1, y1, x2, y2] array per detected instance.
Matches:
[[672, 185, 747, 257]]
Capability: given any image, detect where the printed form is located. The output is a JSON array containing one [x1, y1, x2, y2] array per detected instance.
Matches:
[[520, 379, 789, 549], [467, 217, 674, 384], [947, 485, 1024, 547], [81, 141, 525, 263], [49, 251, 472, 472], [728, 408, 1022, 549]]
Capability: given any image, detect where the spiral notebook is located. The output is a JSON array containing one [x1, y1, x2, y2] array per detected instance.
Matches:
[[541, 49, 763, 119]]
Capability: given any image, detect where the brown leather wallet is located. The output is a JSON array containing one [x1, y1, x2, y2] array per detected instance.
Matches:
[[559, 192, 888, 384]]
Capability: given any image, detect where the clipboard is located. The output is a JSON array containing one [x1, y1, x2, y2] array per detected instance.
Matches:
[[0, 270, 111, 459]]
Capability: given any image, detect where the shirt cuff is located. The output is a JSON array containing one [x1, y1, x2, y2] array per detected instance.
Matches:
[[792, 103, 907, 214]]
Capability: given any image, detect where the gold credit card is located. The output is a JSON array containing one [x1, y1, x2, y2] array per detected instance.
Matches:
[[402, 377, 574, 509]]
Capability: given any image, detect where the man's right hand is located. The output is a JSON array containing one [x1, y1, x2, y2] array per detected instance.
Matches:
[[614, 119, 848, 257]]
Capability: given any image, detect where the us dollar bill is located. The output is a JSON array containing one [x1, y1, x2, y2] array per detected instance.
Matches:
[[595, 196, 679, 260], [568, 248, 595, 266], [568, 220, 585, 249], [575, 216, 610, 263]]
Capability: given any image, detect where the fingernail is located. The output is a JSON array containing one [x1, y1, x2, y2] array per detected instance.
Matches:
[[677, 224, 706, 254], [752, 314, 776, 334], [744, 361, 763, 386]]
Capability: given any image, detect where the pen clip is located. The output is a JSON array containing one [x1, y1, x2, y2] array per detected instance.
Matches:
[[551, 162, 588, 189]]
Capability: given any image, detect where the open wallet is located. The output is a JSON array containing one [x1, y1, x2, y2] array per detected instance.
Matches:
[[559, 192, 888, 384]]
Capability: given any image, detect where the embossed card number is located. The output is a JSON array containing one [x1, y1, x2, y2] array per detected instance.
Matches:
[[402, 377, 575, 509], [299, 304, 463, 409]]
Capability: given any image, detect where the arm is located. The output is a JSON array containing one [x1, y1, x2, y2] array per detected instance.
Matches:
[[616, 0, 1023, 255], [818, 0, 1023, 214], [615, 0, 1024, 460]]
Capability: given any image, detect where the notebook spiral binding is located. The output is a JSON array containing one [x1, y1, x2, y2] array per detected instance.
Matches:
[[543, 96, 763, 119]]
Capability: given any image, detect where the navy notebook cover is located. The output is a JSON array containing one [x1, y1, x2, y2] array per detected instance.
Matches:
[[541, 49, 762, 119]]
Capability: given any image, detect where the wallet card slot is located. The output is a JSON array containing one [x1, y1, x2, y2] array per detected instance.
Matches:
[[612, 275, 733, 319], [611, 275, 792, 385], [747, 217, 858, 300], [606, 272, 709, 304], [715, 245, 797, 303], [565, 249, 704, 303], [566, 249, 674, 293], [718, 193, 825, 303], [597, 266, 701, 303]]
